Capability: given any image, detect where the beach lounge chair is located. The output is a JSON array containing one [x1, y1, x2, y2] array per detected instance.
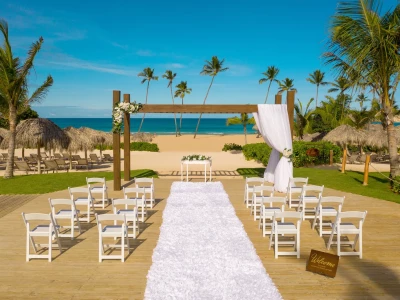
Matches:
[[251, 185, 274, 221], [43, 160, 59, 173], [15, 161, 37, 174], [68, 187, 95, 223], [49, 198, 81, 240], [75, 159, 89, 170], [135, 177, 155, 208], [298, 185, 324, 221], [1, 153, 7, 161], [259, 196, 286, 237], [112, 199, 140, 238], [103, 153, 113, 162], [269, 211, 302, 259], [24, 157, 37, 167], [62, 153, 70, 161], [96, 214, 130, 262], [327, 211, 367, 259], [123, 187, 147, 222], [71, 155, 82, 162], [55, 159, 69, 172], [287, 177, 309, 209], [21, 212, 62, 262], [312, 196, 345, 237], [89, 154, 101, 166], [347, 153, 359, 164], [87, 177, 108, 209], [40, 152, 49, 160], [244, 177, 264, 208], [54, 153, 63, 159]]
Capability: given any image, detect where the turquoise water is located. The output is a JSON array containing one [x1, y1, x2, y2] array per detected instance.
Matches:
[[49, 118, 257, 135]]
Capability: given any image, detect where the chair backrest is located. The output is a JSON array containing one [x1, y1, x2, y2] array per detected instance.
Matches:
[[1, 153, 8, 159], [77, 159, 88, 165], [288, 177, 308, 188], [262, 196, 286, 207], [44, 160, 58, 169], [68, 187, 92, 199], [86, 177, 106, 185], [71, 155, 81, 160], [89, 154, 99, 159], [15, 161, 30, 171], [319, 196, 345, 206], [253, 185, 274, 196], [22, 213, 55, 231], [62, 153, 70, 159], [246, 177, 264, 184], [54, 153, 62, 159], [104, 154, 112, 159], [301, 184, 324, 197], [96, 213, 126, 223], [40, 152, 48, 158], [334, 211, 367, 231], [55, 159, 67, 166], [112, 198, 139, 212], [123, 187, 146, 198], [31, 153, 38, 158], [274, 211, 302, 221], [49, 198, 78, 213]]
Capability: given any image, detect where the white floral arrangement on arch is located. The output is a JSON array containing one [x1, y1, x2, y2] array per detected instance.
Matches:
[[282, 148, 293, 162], [112, 102, 142, 133], [181, 154, 211, 161]]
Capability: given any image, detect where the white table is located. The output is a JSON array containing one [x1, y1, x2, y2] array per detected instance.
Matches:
[[181, 160, 212, 182]]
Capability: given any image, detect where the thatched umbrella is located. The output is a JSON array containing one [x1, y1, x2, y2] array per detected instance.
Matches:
[[63, 127, 94, 170], [323, 125, 367, 147], [0, 118, 68, 174], [0, 128, 7, 143], [364, 124, 400, 148], [79, 127, 113, 160]]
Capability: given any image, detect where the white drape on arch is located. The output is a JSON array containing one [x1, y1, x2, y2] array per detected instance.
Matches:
[[253, 104, 293, 192]]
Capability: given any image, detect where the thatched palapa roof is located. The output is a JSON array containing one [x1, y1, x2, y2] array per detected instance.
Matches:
[[79, 127, 113, 146], [323, 125, 367, 146], [364, 124, 400, 148], [63, 126, 94, 152]]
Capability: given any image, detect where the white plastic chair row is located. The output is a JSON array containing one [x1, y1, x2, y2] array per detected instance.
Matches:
[[251, 185, 274, 221], [244, 177, 265, 208]]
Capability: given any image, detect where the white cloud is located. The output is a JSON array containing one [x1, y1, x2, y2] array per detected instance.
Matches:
[[228, 64, 253, 76], [163, 63, 186, 69], [111, 42, 129, 50], [136, 50, 155, 57]]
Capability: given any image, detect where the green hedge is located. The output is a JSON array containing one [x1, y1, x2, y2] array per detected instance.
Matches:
[[94, 142, 159, 152], [222, 143, 243, 151], [242, 141, 342, 167], [392, 177, 400, 194]]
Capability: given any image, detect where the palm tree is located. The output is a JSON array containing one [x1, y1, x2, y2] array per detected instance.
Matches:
[[324, 0, 400, 179], [226, 113, 255, 144], [328, 76, 352, 120], [0, 20, 53, 178], [294, 98, 314, 139], [137, 67, 158, 133], [259, 66, 280, 103], [162, 70, 178, 137], [306, 70, 328, 108], [174, 81, 192, 135], [278, 78, 297, 104], [355, 93, 369, 110], [194, 56, 228, 138]]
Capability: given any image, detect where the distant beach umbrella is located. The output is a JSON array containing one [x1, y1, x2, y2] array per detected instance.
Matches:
[[323, 125, 367, 147], [0, 118, 68, 174], [79, 127, 113, 160], [364, 124, 400, 148]]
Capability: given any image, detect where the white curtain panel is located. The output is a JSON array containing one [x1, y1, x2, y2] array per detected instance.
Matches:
[[253, 104, 293, 192]]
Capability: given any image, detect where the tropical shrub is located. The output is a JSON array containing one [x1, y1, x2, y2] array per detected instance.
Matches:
[[222, 143, 243, 151], [242, 141, 341, 167], [94, 142, 159, 152], [392, 177, 400, 194]]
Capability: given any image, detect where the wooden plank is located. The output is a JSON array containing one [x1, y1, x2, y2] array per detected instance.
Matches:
[[112, 90, 121, 191], [275, 94, 282, 104], [287, 90, 295, 138], [123, 94, 131, 182], [140, 104, 258, 114]]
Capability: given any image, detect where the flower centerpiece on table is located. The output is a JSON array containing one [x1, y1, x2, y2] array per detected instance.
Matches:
[[181, 154, 211, 161], [112, 102, 143, 133], [282, 148, 293, 162]]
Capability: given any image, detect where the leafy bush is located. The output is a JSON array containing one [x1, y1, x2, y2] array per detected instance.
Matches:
[[242, 141, 342, 167], [94, 142, 159, 152], [222, 143, 243, 151], [392, 177, 400, 194]]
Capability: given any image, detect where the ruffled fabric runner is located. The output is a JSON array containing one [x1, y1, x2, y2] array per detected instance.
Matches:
[[144, 182, 282, 300]]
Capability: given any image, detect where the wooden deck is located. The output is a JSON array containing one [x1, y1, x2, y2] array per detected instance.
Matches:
[[0, 179, 399, 299]]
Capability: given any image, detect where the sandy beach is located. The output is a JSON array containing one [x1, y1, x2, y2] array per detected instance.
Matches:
[[0, 133, 390, 177]]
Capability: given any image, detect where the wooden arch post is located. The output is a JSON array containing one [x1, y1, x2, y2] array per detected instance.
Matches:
[[124, 94, 131, 181], [113, 91, 121, 190]]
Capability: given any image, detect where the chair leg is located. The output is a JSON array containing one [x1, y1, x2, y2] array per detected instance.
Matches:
[[296, 229, 300, 258], [274, 230, 278, 259], [99, 234, 103, 262], [48, 233, 52, 262], [121, 233, 125, 262], [26, 231, 30, 262], [71, 217, 74, 240], [76, 214, 82, 234]]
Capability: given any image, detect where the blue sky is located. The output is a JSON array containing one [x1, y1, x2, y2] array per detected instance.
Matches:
[[2, 0, 398, 118]]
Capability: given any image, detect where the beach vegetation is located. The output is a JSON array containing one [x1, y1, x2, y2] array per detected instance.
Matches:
[[0, 169, 157, 194], [137, 67, 158, 133], [294, 97, 314, 139], [0, 106, 39, 129], [194, 56, 228, 139], [306, 70, 328, 108], [222, 143, 243, 152], [259, 66, 280, 104], [324, 0, 400, 180], [94, 141, 159, 152], [162, 70, 179, 137], [174, 81, 192, 136], [277, 78, 297, 104], [226, 113, 255, 144], [0, 19, 53, 179]]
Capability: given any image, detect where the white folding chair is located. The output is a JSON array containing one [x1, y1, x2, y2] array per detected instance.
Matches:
[[287, 177, 308, 208], [68, 187, 95, 223], [134, 177, 155, 208], [298, 185, 324, 221], [259, 196, 286, 237], [123, 187, 147, 222], [21, 213, 62, 262], [86, 177, 109, 209], [269, 211, 302, 259], [244, 177, 264, 208], [49, 198, 81, 240], [96, 214, 130, 262], [327, 211, 367, 259], [251, 185, 274, 221], [312, 196, 345, 236], [112, 198, 140, 238]]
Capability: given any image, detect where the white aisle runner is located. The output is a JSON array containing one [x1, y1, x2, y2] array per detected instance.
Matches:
[[144, 182, 282, 300]]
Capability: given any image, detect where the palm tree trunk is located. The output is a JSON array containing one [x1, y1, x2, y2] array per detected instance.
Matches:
[[315, 85, 319, 108], [265, 81, 272, 104], [194, 76, 215, 138], [4, 105, 17, 178], [37, 144, 41, 174], [179, 97, 184, 135], [138, 81, 150, 133], [385, 111, 399, 180], [170, 86, 178, 137], [244, 125, 247, 145]]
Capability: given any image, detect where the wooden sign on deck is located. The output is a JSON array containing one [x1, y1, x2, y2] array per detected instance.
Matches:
[[306, 249, 339, 278]]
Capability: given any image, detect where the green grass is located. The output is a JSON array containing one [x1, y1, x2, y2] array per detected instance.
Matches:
[[0, 169, 158, 195], [237, 167, 400, 204]]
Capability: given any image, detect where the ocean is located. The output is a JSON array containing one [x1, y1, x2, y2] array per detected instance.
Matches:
[[49, 118, 257, 135]]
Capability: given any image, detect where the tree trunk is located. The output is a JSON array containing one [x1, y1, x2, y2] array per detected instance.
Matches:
[[4, 105, 17, 178], [37, 144, 41, 174], [385, 110, 399, 181], [138, 81, 150, 133], [315, 85, 319, 108], [170, 86, 178, 137], [264, 81, 272, 104], [179, 97, 184, 136], [194, 76, 215, 138]]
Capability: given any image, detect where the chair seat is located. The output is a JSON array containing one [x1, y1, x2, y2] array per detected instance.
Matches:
[[91, 187, 106, 193], [276, 222, 298, 234], [31, 225, 58, 236], [55, 209, 80, 217], [102, 225, 126, 236], [334, 223, 359, 234], [303, 196, 319, 202], [116, 210, 137, 220], [75, 197, 92, 204], [254, 196, 270, 203], [320, 207, 338, 216], [262, 207, 281, 216], [290, 187, 302, 193]]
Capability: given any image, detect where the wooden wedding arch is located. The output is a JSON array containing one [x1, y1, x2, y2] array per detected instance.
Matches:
[[111, 90, 295, 191]]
